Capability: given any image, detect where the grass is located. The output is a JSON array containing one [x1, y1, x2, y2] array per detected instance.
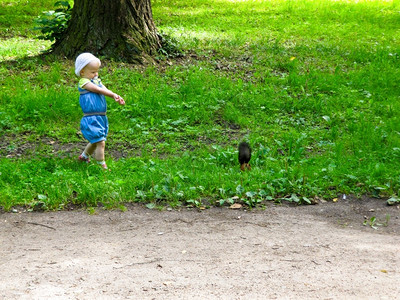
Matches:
[[1, 0, 400, 210]]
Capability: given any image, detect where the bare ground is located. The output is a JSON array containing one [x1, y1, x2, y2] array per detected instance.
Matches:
[[1, 196, 399, 300]]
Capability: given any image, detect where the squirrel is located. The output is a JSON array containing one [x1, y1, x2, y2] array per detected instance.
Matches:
[[238, 142, 251, 171]]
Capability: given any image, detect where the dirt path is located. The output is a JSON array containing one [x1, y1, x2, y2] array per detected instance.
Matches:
[[1, 197, 399, 299]]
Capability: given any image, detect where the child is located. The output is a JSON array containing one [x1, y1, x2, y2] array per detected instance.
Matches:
[[75, 53, 125, 170]]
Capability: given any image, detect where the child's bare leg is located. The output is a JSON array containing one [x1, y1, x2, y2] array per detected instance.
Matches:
[[80, 141, 107, 169], [83, 143, 97, 156], [93, 141, 105, 162], [79, 142, 96, 162], [93, 141, 108, 169]]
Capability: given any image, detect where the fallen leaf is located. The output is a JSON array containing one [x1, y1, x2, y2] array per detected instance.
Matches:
[[380, 269, 387, 273], [230, 203, 242, 209], [333, 198, 338, 202]]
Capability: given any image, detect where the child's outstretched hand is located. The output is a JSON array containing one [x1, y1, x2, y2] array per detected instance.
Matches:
[[114, 94, 125, 105]]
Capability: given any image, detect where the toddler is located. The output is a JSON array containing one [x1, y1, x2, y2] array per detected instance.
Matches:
[[75, 53, 125, 170]]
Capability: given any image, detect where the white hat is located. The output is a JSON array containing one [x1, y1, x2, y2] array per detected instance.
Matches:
[[75, 53, 101, 76]]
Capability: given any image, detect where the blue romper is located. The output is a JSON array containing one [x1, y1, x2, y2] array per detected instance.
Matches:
[[78, 78, 109, 144]]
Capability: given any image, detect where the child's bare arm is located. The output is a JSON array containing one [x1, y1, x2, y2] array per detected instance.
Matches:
[[84, 82, 125, 105]]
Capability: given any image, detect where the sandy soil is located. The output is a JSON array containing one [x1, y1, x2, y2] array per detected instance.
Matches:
[[1, 196, 399, 300]]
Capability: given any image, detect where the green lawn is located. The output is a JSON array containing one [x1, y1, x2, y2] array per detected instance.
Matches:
[[1, 0, 399, 210]]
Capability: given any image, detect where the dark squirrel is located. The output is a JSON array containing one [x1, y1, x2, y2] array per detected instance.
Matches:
[[238, 142, 251, 171]]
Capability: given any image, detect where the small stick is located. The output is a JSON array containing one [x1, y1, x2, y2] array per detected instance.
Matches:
[[26, 222, 56, 231]]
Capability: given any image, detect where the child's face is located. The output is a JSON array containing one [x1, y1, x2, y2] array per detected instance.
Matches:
[[80, 61, 100, 79]]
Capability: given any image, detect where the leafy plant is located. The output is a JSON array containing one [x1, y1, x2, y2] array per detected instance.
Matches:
[[383, 214, 390, 227], [363, 215, 390, 230], [363, 216, 380, 230], [243, 191, 262, 208], [186, 199, 203, 208], [34, 1, 72, 42], [157, 31, 184, 59], [387, 196, 400, 206]]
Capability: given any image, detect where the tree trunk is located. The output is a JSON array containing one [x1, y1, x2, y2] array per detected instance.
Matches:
[[52, 0, 160, 63]]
